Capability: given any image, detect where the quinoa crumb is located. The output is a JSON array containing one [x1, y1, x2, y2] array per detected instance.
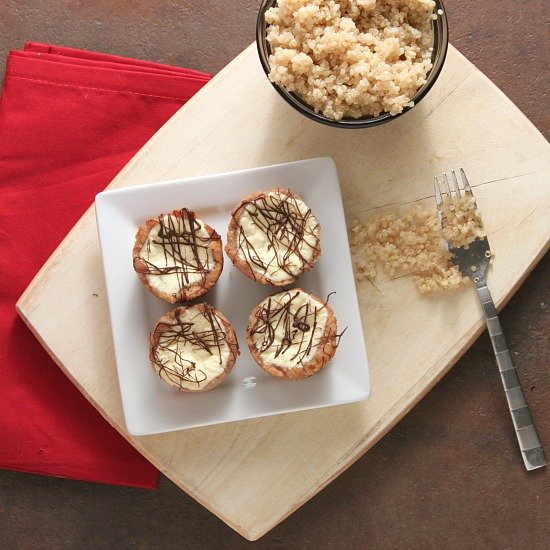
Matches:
[[440, 194, 485, 247], [265, 0, 436, 121], [349, 195, 485, 294]]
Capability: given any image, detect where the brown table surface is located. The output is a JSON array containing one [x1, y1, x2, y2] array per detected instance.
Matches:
[[1, 1, 548, 547]]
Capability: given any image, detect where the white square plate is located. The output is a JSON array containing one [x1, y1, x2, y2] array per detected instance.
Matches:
[[95, 157, 370, 435]]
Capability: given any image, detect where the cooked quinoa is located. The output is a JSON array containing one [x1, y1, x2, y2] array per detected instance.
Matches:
[[349, 196, 486, 293], [440, 194, 484, 248], [265, 0, 436, 121]]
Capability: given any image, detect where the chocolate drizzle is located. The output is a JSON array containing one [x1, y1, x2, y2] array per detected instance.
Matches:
[[233, 190, 320, 281], [251, 290, 328, 366], [151, 304, 231, 389], [134, 209, 220, 291]]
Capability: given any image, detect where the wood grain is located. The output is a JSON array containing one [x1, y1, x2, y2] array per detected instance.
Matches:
[[16, 43, 550, 540]]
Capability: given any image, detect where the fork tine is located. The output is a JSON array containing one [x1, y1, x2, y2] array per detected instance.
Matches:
[[451, 170, 461, 197], [434, 176, 443, 206], [443, 172, 452, 196], [460, 168, 473, 195], [433, 176, 448, 250]]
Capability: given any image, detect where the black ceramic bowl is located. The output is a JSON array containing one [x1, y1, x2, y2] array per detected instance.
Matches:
[[256, 0, 449, 129]]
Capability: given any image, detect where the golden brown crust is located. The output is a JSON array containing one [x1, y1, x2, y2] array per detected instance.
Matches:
[[225, 188, 321, 286], [149, 303, 239, 392], [246, 288, 337, 380], [133, 209, 223, 303]]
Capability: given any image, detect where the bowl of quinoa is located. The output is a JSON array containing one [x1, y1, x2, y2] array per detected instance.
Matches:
[[256, 0, 449, 128]]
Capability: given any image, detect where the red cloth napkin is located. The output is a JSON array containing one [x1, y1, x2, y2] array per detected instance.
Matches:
[[0, 42, 211, 487]]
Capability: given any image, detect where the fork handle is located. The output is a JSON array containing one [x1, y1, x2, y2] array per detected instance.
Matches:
[[475, 283, 546, 471]]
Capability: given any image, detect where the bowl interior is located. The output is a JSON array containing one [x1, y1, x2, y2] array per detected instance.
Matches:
[[256, 0, 449, 128]]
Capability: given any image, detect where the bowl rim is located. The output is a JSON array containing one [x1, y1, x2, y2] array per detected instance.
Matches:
[[256, 0, 449, 129]]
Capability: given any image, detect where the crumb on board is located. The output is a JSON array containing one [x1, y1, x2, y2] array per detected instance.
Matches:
[[349, 195, 486, 293]]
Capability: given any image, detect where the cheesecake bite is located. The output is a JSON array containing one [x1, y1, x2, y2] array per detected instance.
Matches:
[[149, 303, 239, 392], [225, 188, 321, 286], [133, 208, 223, 302], [246, 288, 337, 379]]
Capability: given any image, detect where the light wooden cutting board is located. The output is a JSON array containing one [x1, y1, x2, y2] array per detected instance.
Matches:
[[17, 44, 550, 540]]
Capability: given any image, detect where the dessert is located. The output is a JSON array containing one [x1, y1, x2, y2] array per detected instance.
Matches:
[[246, 288, 337, 379], [225, 188, 321, 286], [265, 0, 437, 120], [133, 208, 223, 303], [149, 303, 239, 392]]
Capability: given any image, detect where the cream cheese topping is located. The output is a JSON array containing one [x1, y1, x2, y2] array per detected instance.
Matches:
[[153, 306, 231, 391], [251, 290, 329, 369], [236, 191, 320, 283], [139, 213, 214, 296]]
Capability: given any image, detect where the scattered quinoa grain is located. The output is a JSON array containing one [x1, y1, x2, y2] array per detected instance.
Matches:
[[349, 195, 485, 294]]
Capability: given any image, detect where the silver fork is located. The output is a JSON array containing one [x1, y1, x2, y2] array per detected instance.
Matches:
[[434, 169, 546, 471]]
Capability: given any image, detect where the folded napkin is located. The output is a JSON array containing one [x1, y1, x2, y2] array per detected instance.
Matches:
[[0, 42, 211, 487]]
